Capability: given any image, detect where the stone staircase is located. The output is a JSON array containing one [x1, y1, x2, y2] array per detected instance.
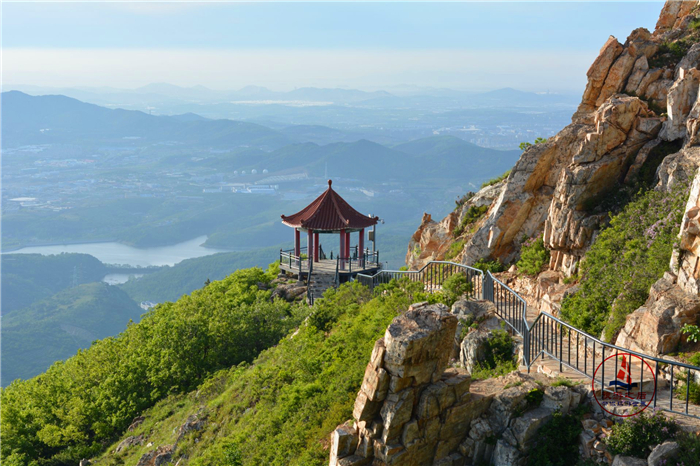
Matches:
[[308, 271, 336, 303]]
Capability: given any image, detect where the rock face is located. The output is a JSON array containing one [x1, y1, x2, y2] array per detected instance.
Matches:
[[328, 303, 584, 466], [407, 0, 700, 277], [407, 181, 506, 270], [616, 168, 700, 354], [407, 213, 459, 270]]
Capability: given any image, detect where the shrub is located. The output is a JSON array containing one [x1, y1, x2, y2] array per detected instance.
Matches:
[[453, 204, 489, 237], [527, 407, 588, 466], [649, 40, 692, 68], [455, 192, 475, 209], [681, 324, 700, 343], [560, 183, 688, 340], [517, 236, 549, 276], [472, 258, 506, 273], [674, 430, 700, 466], [606, 410, 679, 458], [481, 169, 512, 188], [441, 273, 474, 306], [470, 328, 517, 380]]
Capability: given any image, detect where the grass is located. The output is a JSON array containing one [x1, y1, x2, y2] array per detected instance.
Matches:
[[444, 239, 465, 261], [481, 169, 511, 189]]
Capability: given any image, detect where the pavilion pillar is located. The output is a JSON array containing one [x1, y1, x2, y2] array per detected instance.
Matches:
[[345, 230, 351, 263], [340, 229, 346, 270], [308, 229, 313, 270], [294, 229, 301, 257], [314, 232, 320, 262], [359, 228, 365, 267]]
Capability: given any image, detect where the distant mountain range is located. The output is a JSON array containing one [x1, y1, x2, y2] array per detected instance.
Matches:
[[2, 91, 521, 184], [6, 83, 579, 110], [1, 91, 293, 149]]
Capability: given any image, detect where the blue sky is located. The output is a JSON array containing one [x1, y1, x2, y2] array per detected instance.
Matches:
[[3, 1, 665, 92]]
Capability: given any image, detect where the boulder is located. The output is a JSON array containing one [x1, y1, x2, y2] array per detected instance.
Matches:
[[611, 455, 647, 466], [330, 422, 359, 466], [647, 441, 680, 466], [382, 304, 457, 385], [510, 407, 553, 447]]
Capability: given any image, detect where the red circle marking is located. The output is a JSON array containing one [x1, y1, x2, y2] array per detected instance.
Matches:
[[591, 352, 657, 418]]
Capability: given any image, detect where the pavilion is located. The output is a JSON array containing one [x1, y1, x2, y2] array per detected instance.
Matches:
[[279, 180, 381, 281]]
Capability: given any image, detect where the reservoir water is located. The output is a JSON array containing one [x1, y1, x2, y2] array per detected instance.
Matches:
[[5, 236, 228, 267]]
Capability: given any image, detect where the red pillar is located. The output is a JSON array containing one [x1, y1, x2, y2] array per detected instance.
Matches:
[[307, 229, 313, 268], [359, 228, 365, 267], [294, 228, 300, 256], [345, 230, 351, 262], [314, 232, 320, 262], [340, 229, 345, 270]]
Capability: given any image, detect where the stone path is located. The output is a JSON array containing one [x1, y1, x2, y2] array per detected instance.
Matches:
[[507, 302, 700, 427]]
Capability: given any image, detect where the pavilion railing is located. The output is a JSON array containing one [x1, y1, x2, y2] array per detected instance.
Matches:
[[356, 260, 700, 419], [280, 246, 308, 275]]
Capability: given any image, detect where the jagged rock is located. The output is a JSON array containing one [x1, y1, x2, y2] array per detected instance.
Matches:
[[382, 303, 457, 385], [136, 445, 174, 466], [408, 2, 700, 279], [615, 271, 700, 354], [577, 36, 624, 118], [654, 0, 697, 36], [647, 440, 680, 466], [115, 434, 144, 453], [611, 455, 647, 466], [406, 212, 458, 269]]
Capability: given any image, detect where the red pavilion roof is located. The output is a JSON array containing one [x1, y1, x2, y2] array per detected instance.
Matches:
[[281, 180, 378, 231]]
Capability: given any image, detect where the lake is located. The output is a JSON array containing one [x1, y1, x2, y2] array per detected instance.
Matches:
[[6, 236, 230, 267]]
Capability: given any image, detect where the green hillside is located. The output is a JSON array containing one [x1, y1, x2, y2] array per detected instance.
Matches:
[[0, 266, 421, 466], [1, 253, 108, 315], [0, 265, 307, 465], [1, 282, 143, 384]]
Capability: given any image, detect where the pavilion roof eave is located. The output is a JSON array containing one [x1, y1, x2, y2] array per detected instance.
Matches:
[[280, 179, 378, 231]]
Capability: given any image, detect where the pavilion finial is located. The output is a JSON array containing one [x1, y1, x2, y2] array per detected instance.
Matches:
[[328, 179, 332, 188]]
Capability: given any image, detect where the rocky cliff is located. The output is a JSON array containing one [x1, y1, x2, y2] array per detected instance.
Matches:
[[407, 1, 700, 356], [408, 1, 700, 276]]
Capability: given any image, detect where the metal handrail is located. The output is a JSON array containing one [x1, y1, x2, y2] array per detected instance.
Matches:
[[355, 259, 700, 419]]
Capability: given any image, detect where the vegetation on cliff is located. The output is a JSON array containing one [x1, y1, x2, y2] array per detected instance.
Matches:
[[561, 182, 689, 341]]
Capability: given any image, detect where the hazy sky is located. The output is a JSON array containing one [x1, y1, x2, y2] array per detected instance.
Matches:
[[3, 1, 665, 92]]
